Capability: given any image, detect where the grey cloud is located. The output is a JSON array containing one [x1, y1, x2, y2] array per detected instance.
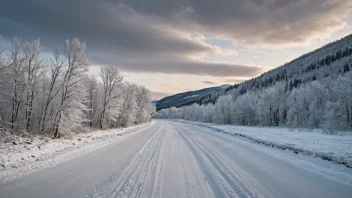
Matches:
[[0, 0, 211, 56], [0, 0, 242, 77], [121, 0, 352, 45], [91, 53, 263, 77], [127, 61, 261, 77], [202, 81, 216, 85], [1, 0, 350, 48], [0, 0, 348, 78]]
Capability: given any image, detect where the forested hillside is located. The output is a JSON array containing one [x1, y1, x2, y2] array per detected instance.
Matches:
[[156, 85, 229, 110], [155, 34, 352, 131], [0, 37, 155, 140]]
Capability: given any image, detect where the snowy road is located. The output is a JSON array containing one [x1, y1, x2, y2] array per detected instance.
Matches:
[[1, 120, 352, 198]]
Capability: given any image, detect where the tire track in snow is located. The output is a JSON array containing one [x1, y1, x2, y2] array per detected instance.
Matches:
[[185, 127, 285, 198], [177, 133, 195, 198], [181, 126, 275, 198], [107, 123, 165, 198], [3, 120, 352, 198], [95, 120, 214, 198], [150, 122, 166, 198], [164, 123, 204, 198], [172, 123, 250, 198], [172, 122, 349, 198]]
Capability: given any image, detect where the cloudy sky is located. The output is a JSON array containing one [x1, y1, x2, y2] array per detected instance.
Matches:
[[1, 0, 351, 99]]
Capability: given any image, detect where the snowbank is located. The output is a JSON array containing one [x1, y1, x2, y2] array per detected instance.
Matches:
[[0, 122, 153, 182], [174, 120, 352, 168]]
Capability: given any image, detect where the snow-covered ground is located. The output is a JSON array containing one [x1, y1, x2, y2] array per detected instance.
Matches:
[[174, 120, 352, 168], [184, 94, 199, 99], [1, 120, 352, 198], [0, 122, 153, 182]]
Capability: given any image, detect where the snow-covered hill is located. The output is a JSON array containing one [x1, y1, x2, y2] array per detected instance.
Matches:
[[156, 34, 352, 131], [156, 35, 352, 110], [160, 34, 352, 108], [202, 34, 352, 104], [151, 100, 159, 106], [156, 85, 229, 110]]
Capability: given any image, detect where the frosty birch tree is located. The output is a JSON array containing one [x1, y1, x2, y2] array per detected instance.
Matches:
[[23, 40, 42, 131], [213, 95, 233, 124], [135, 86, 154, 124], [53, 38, 90, 138], [117, 83, 137, 127], [39, 51, 64, 133], [84, 74, 98, 127], [0, 35, 169, 139], [0, 36, 7, 80], [9, 38, 26, 131], [99, 65, 123, 129], [155, 71, 352, 132]]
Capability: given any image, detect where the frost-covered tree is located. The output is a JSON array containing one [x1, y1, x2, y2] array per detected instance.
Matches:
[[117, 83, 137, 127], [23, 40, 42, 131], [322, 72, 352, 131], [213, 95, 233, 124], [155, 69, 352, 132], [8, 38, 26, 131], [83, 74, 99, 127], [0, 35, 154, 140], [39, 51, 64, 134], [135, 86, 155, 124], [231, 92, 258, 126], [53, 38, 90, 138], [0, 36, 7, 79], [99, 65, 123, 129]]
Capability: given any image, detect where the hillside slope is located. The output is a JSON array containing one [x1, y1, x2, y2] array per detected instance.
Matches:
[[156, 85, 229, 110], [156, 34, 352, 131], [198, 34, 352, 105]]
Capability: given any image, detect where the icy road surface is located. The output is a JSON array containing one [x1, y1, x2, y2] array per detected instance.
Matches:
[[1, 120, 352, 198]]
